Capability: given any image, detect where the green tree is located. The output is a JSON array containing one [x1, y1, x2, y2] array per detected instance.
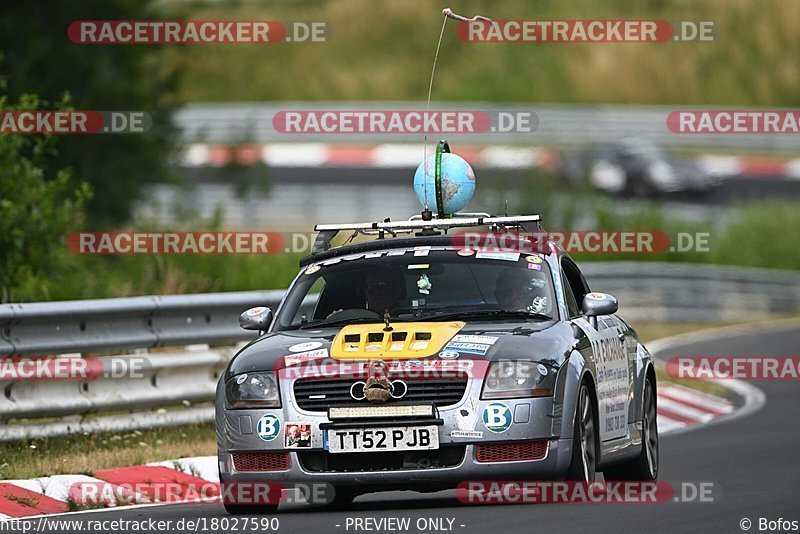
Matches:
[[0, 0, 179, 225], [0, 92, 92, 302]]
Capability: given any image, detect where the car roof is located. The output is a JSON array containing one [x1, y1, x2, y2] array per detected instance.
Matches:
[[299, 215, 569, 267]]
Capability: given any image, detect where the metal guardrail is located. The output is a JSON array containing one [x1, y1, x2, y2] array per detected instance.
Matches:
[[1, 263, 798, 441], [0, 290, 284, 357], [583, 262, 800, 322], [174, 102, 800, 151]]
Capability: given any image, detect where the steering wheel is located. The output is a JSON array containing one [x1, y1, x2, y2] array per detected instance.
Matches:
[[324, 308, 382, 322]]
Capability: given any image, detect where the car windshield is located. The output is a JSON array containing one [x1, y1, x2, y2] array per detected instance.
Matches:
[[274, 248, 556, 331]]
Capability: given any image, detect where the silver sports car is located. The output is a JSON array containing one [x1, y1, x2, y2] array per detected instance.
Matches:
[[215, 214, 658, 513]]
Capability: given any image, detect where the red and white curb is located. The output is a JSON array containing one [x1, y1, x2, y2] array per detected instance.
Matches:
[[697, 154, 800, 179], [0, 458, 220, 520], [176, 142, 800, 179], [177, 143, 560, 170], [0, 386, 734, 520], [655, 383, 733, 434]]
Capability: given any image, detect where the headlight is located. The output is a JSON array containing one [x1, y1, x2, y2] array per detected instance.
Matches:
[[225, 372, 281, 408], [481, 361, 556, 399]]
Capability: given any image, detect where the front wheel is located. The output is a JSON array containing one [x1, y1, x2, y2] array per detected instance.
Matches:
[[565, 383, 597, 482], [604, 378, 659, 481]]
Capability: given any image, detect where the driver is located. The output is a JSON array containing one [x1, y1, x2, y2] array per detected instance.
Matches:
[[495, 267, 550, 314], [363, 267, 403, 315]]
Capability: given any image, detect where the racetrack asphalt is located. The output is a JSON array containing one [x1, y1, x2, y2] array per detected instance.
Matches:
[[9, 322, 799, 534]]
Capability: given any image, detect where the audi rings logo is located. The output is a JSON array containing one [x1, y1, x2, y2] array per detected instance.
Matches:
[[349, 380, 408, 401]]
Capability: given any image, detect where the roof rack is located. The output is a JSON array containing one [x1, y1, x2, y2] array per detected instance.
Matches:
[[312, 213, 543, 254]]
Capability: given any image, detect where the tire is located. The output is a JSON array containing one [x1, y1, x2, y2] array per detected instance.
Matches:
[[604, 378, 659, 481], [223, 503, 279, 515], [565, 383, 597, 482]]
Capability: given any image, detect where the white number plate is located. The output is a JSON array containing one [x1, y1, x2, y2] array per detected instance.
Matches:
[[327, 426, 439, 454]]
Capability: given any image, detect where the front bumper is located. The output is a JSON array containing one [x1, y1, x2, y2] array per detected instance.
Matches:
[[218, 437, 573, 491], [217, 375, 574, 489]]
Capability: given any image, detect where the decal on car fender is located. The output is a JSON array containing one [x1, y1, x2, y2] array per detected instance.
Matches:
[[456, 397, 480, 432], [452, 335, 498, 345], [451, 430, 483, 439], [576, 319, 630, 442], [482, 403, 513, 433], [256, 414, 281, 442], [442, 341, 491, 356], [289, 341, 323, 353], [283, 348, 329, 366], [284, 422, 312, 448]]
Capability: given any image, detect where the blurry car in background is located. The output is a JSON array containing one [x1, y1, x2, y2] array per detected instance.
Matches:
[[560, 138, 722, 197]]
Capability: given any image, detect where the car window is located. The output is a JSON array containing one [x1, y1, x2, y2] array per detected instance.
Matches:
[[289, 277, 325, 326], [561, 270, 580, 317], [275, 249, 556, 330], [561, 258, 589, 307]]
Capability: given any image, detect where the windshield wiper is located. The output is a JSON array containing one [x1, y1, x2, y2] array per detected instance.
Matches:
[[417, 310, 553, 322]]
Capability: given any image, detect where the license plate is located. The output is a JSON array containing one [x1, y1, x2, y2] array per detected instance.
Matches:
[[326, 426, 439, 453]]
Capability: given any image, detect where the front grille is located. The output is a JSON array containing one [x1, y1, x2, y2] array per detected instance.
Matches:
[[232, 452, 291, 471], [298, 446, 466, 472], [293, 375, 469, 411], [475, 441, 549, 463]]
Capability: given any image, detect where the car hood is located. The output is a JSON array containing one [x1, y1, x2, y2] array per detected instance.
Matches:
[[225, 320, 576, 379]]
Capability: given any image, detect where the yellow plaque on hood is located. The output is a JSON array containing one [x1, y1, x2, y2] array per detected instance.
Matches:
[[330, 322, 466, 360]]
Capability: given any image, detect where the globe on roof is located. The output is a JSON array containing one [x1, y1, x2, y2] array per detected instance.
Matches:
[[413, 152, 476, 215]]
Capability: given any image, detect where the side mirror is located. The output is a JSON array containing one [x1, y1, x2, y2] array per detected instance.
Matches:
[[581, 292, 618, 319], [239, 306, 273, 334]]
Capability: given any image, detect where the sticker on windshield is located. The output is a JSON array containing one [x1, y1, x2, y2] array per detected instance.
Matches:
[[414, 246, 431, 257], [529, 296, 548, 315], [528, 263, 542, 271], [476, 251, 520, 262], [417, 273, 432, 294], [408, 264, 429, 270], [305, 264, 321, 275], [525, 254, 543, 264], [457, 248, 475, 256]]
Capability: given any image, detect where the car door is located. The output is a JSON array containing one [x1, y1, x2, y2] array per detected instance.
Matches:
[[561, 258, 632, 442]]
